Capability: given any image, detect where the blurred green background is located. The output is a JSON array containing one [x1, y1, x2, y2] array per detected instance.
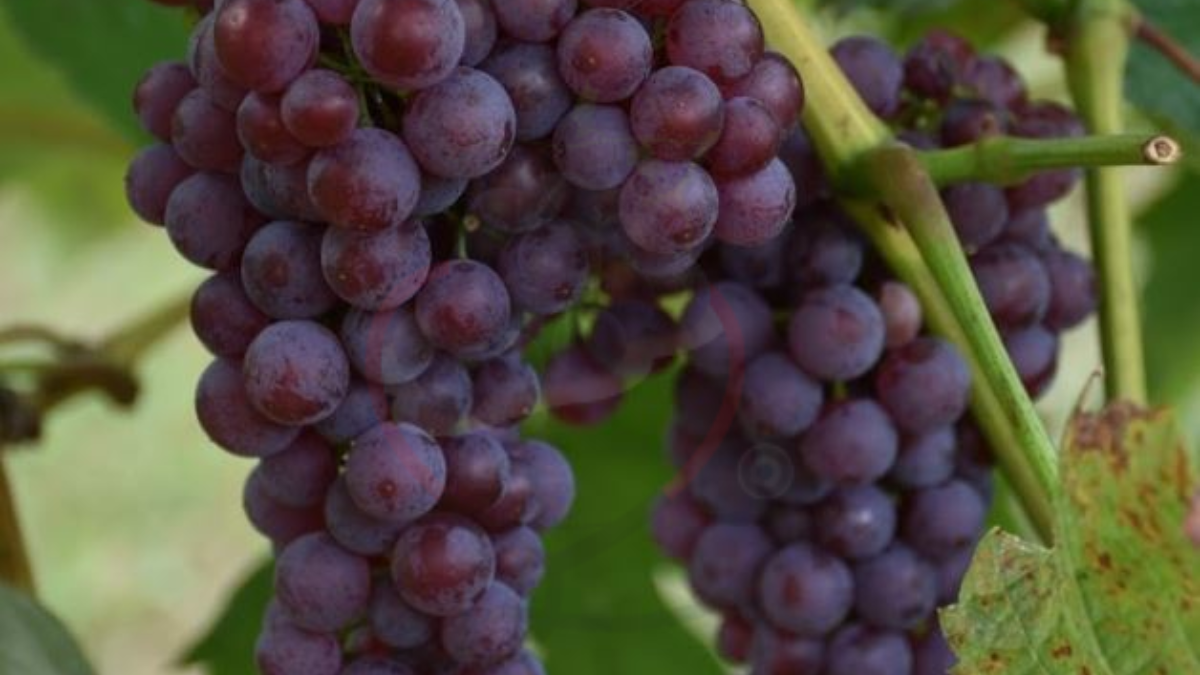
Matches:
[[0, 0, 1196, 673]]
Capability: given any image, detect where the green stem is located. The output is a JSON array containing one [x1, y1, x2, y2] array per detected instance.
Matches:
[[1064, 0, 1148, 403], [911, 133, 1180, 190], [750, 0, 1059, 541], [0, 456, 35, 595]]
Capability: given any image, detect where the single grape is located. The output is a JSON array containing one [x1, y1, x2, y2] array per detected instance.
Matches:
[[631, 66, 725, 162], [787, 285, 885, 382], [351, 0, 465, 90], [314, 379, 389, 444], [254, 620, 342, 675], [492, 0, 576, 42], [713, 158, 796, 247], [197, 359, 301, 457], [875, 337, 971, 435], [542, 345, 623, 426], [390, 353, 473, 435], [705, 97, 781, 178], [172, 88, 244, 172], [237, 92, 309, 165], [738, 352, 822, 439], [1003, 324, 1059, 397], [830, 36, 903, 118], [557, 9, 653, 103], [757, 542, 854, 635], [275, 532, 371, 632], [679, 281, 774, 378], [456, 0, 498, 66], [341, 305, 434, 387], [779, 126, 829, 209], [345, 422, 446, 523], [481, 43, 573, 142], [877, 281, 923, 349], [584, 299, 678, 378], [666, 0, 764, 85], [439, 432, 512, 515], [403, 67, 516, 179], [688, 441, 770, 522], [467, 144, 569, 234], [854, 545, 938, 630], [1043, 249, 1097, 331], [241, 155, 323, 222], [244, 468, 324, 545], [784, 209, 864, 289], [510, 440, 575, 530], [813, 485, 897, 559], [322, 220, 431, 311], [416, 260, 513, 357], [499, 222, 589, 315], [213, 0, 319, 93], [904, 29, 974, 102], [259, 432, 337, 508], [552, 104, 640, 190], [942, 182, 1009, 252], [191, 272, 271, 358], [913, 624, 957, 675], [241, 220, 340, 319], [391, 512, 496, 616], [471, 355, 541, 427], [970, 241, 1051, 329], [281, 69, 359, 148], [724, 51, 805, 127], [889, 426, 957, 489], [800, 399, 898, 484], [308, 128, 422, 232], [440, 582, 527, 666], [477, 444, 540, 531], [244, 320, 350, 426], [749, 627, 825, 675], [825, 623, 914, 675], [1002, 208, 1054, 252], [134, 61, 197, 142], [901, 479, 986, 560], [324, 477, 408, 556], [369, 583, 435, 650], [414, 174, 469, 217], [127, 144, 194, 226], [963, 55, 1026, 109], [650, 490, 711, 561], [620, 159, 719, 254], [689, 522, 772, 610], [493, 526, 546, 595], [934, 546, 974, 604]]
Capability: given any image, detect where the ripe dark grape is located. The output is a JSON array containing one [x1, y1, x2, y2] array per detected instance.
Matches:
[[471, 355, 541, 427], [557, 9, 652, 102], [189, 15, 248, 111], [281, 69, 360, 148], [713, 158, 796, 247], [878, 281, 922, 349], [214, 0, 320, 93], [237, 92, 309, 165], [705, 97, 781, 178], [468, 144, 569, 234], [369, 584, 435, 650], [244, 320, 351, 426], [259, 432, 338, 508], [308, 128, 422, 232], [889, 427, 956, 489], [542, 345, 623, 426], [499, 222, 589, 315], [440, 582, 527, 666], [784, 211, 865, 288], [650, 491, 711, 561], [414, 174, 469, 217], [452, 0, 496, 67], [963, 56, 1026, 109], [244, 468, 324, 545], [134, 61, 197, 141], [241, 155, 323, 221], [255, 619, 342, 675], [1003, 324, 1059, 396], [757, 542, 854, 635], [191, 272, 271, 358], [689, 522, 772, 610], [166, 171, 263, 271], [942, 182, 1009, 252], [275, 532, 371, 632], [787, 285, 885, 382], [492, 527, 546, 595], [127, 144, 194, 226], [715, 614, 753, 664], [724, 51, 804, 127], [350, 0, 465, 90], [738, 352, 822, 439], [321, 220, 432, 311], [341, 656, 416, 675], [666, 0, 764, 85], [492, 0, 576, 42], [830, 36, 903, 118], [970, 241, 1052, 329], [853, 545, 937, 630], [439, 432, 511, 515], [875, 337, 972, 435], [303, 0, 359, 25], [415, 260, 512, 357], [903, 29, 974, 102], [913, 624, 957, 675], [510, 440, 575, 530], [800, 399, 898, 484], [314, 379, 388, 444], [1007, 101, 1085, 209], [241, 220, 339, 319], [345, 422, 446, 522], [481, 43, 573, 142], [825, 623, 913, 675], [679, 281, 774, 378], [340, 305, 434, 387], [402, 68, 517, 179], [813, 485, 897, 559], [197, 359, 301, 457], [620, 160, 719, 255], [630, 66, 725, 161], [391, 513, 496, 617], [324, 477, 407, 556], [390, 353, 473, 435], [750, 628, 825, 674], [901, 479, 986, 560], [584, 299, 678, 378], [940, 98, 1006, 146], [553, 104, 639, 190], [1043, 249, 1097, 330]]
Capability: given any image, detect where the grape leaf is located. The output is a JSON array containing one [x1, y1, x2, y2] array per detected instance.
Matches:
[[527, 374, 724, 675], [180, 559, 274, 675], [0, 0, 190, 141], [942, 404, 1200, 674], [0, 583, 96, 675], [1127, 0, 1200, 138]]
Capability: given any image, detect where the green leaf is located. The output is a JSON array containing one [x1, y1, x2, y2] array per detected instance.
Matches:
[[526, 374, 724, 675], [0, 583, 96, 675], [943, 405, 1200, 673], [1126, 0, 1200, 137], [181, 559, 274, 675], [0, 0, 191, 141]]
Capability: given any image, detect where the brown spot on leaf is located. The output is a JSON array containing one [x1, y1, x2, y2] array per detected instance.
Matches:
[[1097, 552, 1113, 570], [1051, 643, 1073, 659]]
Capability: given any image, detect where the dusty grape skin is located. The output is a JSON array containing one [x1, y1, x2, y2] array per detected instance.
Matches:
[[688, 522, 772, 610], [241, 155, 323, 222], [889, 427, 957, 489], [188, 14, 248, 111], [127, 144, 194, 226], [903, 29, 974, 102], [259, 431, 338, 508], [901, 479, 986, 561], [241, 221, 340, 320], [825, 623, 913, 675], [705, 97, 781, 178], [756, 542, 854, 635], [784, 211, 865, 289], [439, 432, 512, 515], [165, 172, 263, 271], [345, 422, 446, 523], [191, 271, 271, 358], [350, 0, 465, 90], [254, 620, 342, 675], [737, 352, 823, 440], [875, 337, 972, 435], [343, 306, 435, 386], [237, 92, 309, 165], [620, 160, 719, 255], [314, 379, 389, 444], [340, 656, 417, 675], [274, 532, 371, 633], [650, 491, 712, 561], [455, 0, 498, 66], [134, 61, 197, 142], [492, 526, 546, 595], [812, 485, 897, 560], [830, 36, 903, 118], [414, 174, 469, 217], [402, 68, 517, 179], [800, 399, 899, 485], [940, 98, 1007, 147], [853, 544, 938, 631], [243, 320, 350, 426], [467, 144, 569, 234], [1043, 249, 1097, 330], [322, 220, 431, 312], [369, 583, 435, 650], [913, 624, 957, 675], [172, 88, 245, 172], [492, 0, 577, 42], [471, 356, 541, 427], [723, 51, 805, 127], [715, 613, 753, 664], [556, 8, 653, 103], [749, 627, 825, 675], [584, 299, 678, 378], [679, 281, 774, 378], [197, 359, 301, 458], [713, 158, 796, 247], [481, 43, 573, 142], [308, 128, 422, 233], [542, 344, 624, 427], [510, 440, 575, 531], [415, 260, 513, 357], [878, 281, 923, 349], [440, 582, 528, 666], [323, 477, 407, 557], [498, 222, 590, 315], [1003, 324, 1059, 397], [666, 0, 764, 85], [477, 445, 540, 532], [391, 513, 496, 617], [629, 66, 725, 161], [970, 241, 1052, 329], [787, 285, 885, 382], [281, 69, 360, 148], [213, 0, 319, 93], [552, 104, 640, 190], [942, 182, 1009, 252], [244, 467, 324, 545]]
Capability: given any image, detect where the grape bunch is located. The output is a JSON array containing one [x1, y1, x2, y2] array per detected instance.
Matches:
[[639, 32, 1099, 675], [127, 0, 804, 673]]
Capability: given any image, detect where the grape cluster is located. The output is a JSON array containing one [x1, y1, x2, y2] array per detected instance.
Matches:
[[639, 32, 1098, 675], [128, 0, 803, 673]]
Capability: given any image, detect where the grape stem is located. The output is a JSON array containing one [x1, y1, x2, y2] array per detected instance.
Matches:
[[749, 0, 1059, 541], [1134, 17, 1200, 84], [0, 456, 35, 595]]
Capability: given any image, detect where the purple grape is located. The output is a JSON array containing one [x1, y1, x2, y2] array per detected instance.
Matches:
[[243, 320, 350, 426], [935, 546, 974, 604], [481, 43, 573, 142], [688, 522, 772, 610], [439, 432, 511, 515], [813, 485, 897, 559], [302, 0, 359, 24], [165, 172, 263, 271], [878, 281, 923, 349], [322, 219, 432, 311], [403, 68, 516, 179], [889, 426, 957, 489], [763, 504, 813, 544], [970, 241, 1051, 329], [1003, 324, 1059, 397], [172, 89, 244, 172], [630, 66, 725, 161], [197, 359, 301, 457], [1007, 101, 1085, 209], [901, 479, 986, 560], [416, 260, 513, 357], [1002, 208, 1053, 251], [749, 627, 825, 675], [188, 15, 248, 111], [940, 98, 1007, 147], [904, 29, 974, 102], [456, 0, 498, 66], [913, 624, 957, 675], [259, 432, 338, 508], [369, 583, 435, 650], [875, 337, 971, 435], [942, 182, 1009, 252], [787, 285, 885, 382], [134, 61, 197, 141], [557, 9, 652, 102], [738, 352, 822, 439], [666, 0, 764, 85], [324, 477, 407, 556], [213, 0, 319, 93], [351, 0, 465, 90], [650, 490, 711, 561], [314, 379, 389, 444], [477, 443, 540, 531], [705, 97, 782, 178], [1043, 249, 1097, 330], [345, 422, 446, 523], [585, 299, 678, 378], [308, 128, 422, 232], [553, 104, 639, 190], [471, 355, 541, 427], [679, 281, 774, 378], [255, 620, 342, 675], [542, 345, 624, 426], [414, 174, 469, 217], [499, 222, 589, 315], [825, 623, 913, 675], [854, 545, 938, 630], [757, 542, 854, 635], [237, 92, 309, 165], [390, 353, 473, 435], [713, 158, 796, 247], [340, 305, 435, 388], [784, 210, 865, 289], [340, 656, 416, 675], [493, 526, 546, 595], [830, 36, 903, 118], [191, 271, 271, 358], [492, 0, 576, 42], [510, 440, 575, 530], [800, 399, 898, 484], [688, 442, 769, 522], [126, 144, 194, 226], [241, 155, 323, 221], [241, 220, 339, 320], [724, 51, 805, 127], [440, 582, 527, 666], [467, 144, 569, 234], [780, 126, 828, 209], [244, 468, 323, 545], [391, 513, 496, 616], [275, 532, 371, 632], [458, 651, 546, 675], [715, 613, 753, 664], [281, 69, 359, 148]]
